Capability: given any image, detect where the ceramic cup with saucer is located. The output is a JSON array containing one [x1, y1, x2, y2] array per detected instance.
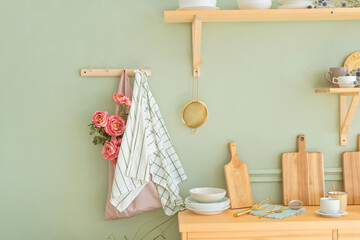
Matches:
[[332, 76, 359, 88], [320, 197, 340, 214], [325, 67, 348, 88]]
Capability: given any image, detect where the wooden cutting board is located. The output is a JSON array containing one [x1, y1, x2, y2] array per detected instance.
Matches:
[[282, 135, 325, 206], [343, 134, 360, 204], [224, 142, 253, 209]]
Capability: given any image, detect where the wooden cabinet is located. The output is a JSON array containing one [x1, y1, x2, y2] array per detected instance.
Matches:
[[338, 229, 360, 240], [178, 206, 360, 240]]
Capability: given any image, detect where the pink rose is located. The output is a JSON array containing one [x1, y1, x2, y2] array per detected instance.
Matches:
[[122, 97, 132, 108], [116, 138, 122, 145], [112, 93, 124, 104], [92, 111, 108, 127], [102, 140, 119, 160], [105, 115, 126, 137], [113, 93, 132, 108]]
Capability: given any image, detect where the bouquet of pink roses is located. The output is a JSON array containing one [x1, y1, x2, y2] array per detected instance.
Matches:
[[89, 93, 132, 166]]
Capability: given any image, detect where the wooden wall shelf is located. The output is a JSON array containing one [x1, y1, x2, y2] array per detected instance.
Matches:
[[315, 88, 360, 146], [165, 8, 360, 23], [164, 8, 360, 76]]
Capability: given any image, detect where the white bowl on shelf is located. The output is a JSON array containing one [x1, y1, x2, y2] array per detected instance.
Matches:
[[178, 0, 217, 8], [189, 187, 226, 202], [237, 0, 272, 9]]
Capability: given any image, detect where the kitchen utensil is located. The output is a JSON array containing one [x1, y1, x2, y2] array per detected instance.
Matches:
[[233, 198, 270, 217], [181, 73, 208, 133], [344, 51, 360, 75], [224, 142, 253, 209], [189, 188, 226, 202], [282, 135, 325, 206], [237, 0, 272, 9], [288, 200, 303, 210], [259, 206, 286, 218], [320, 197, 340, 214], [342, 134, 360, 204], [332, 76, 359, 88], [324, 67, 348, 88], [315, 209, 348, 218]]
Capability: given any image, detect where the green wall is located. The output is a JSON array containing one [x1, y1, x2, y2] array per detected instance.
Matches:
[[1, 0, 360, 239]]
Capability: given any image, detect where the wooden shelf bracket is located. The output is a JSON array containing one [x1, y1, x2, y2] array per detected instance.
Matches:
[[315, 88, 360, 145], [192, 15, 202, 77], [340, 94, 360, 145]]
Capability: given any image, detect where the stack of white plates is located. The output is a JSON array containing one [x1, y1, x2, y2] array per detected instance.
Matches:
[[185, 197, 230, 215], [276, 0, 313, 8]]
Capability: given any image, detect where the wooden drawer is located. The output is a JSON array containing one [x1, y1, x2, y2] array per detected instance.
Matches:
[[338, 229, 360, 240], [188, 230, 332, 240]]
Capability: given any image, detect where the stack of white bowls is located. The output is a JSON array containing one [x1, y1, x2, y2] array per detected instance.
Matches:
[[276, 0, 313, 8], [237, 0, 272, 9], [186, 187, 230, 215]]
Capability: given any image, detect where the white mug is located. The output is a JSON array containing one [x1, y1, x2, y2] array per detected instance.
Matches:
[[332, 76, 359, 88], [320, 197, 340, 214]]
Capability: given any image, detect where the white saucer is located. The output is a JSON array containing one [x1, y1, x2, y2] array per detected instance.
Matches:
[[315, 210, 348, 218]]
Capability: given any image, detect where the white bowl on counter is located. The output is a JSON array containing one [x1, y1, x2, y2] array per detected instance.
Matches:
[[189, 187, 226, 202], [237, 0, 272, 9]]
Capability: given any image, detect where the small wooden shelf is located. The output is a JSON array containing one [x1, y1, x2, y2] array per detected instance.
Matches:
[[315, 88, 360, 94], [165, 8, 360, 23], [164, 8, 360, 76], [316, 88, 360, 146]]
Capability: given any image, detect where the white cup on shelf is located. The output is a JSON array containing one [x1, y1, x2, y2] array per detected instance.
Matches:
[[332, 76, 359, 88]]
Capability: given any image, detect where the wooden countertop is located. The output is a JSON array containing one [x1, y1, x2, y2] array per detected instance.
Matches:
[[178, 206, 360, 233]]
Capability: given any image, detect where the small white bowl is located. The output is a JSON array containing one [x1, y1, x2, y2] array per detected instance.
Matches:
[[178, 0, 217, 8], [237, 0, 272, 9], [189, 187, 226, 202]]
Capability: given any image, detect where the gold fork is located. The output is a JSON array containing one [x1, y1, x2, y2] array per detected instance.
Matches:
[[259, 206, 286, 218]]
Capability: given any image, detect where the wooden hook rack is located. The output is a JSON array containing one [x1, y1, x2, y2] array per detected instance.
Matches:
[[80, 68, 152, 77], [315, 88, 360, 146]]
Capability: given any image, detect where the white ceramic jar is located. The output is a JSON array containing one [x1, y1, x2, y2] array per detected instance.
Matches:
[[178, 0, 217, 8]]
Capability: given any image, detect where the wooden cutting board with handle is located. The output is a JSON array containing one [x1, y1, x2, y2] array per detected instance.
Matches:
[[343, 134, 360, 204], [282, 135, 325, 206], [224, 142, 253, 209]]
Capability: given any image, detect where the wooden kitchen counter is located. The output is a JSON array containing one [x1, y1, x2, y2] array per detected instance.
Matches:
[[178, 206, 360, 240]]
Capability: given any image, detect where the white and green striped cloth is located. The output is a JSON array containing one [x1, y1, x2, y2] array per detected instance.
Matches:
[[110, 70, 187, 216]]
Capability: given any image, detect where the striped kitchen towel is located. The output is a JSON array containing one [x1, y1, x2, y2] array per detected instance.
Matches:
[[110, 70, 187, 216]]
